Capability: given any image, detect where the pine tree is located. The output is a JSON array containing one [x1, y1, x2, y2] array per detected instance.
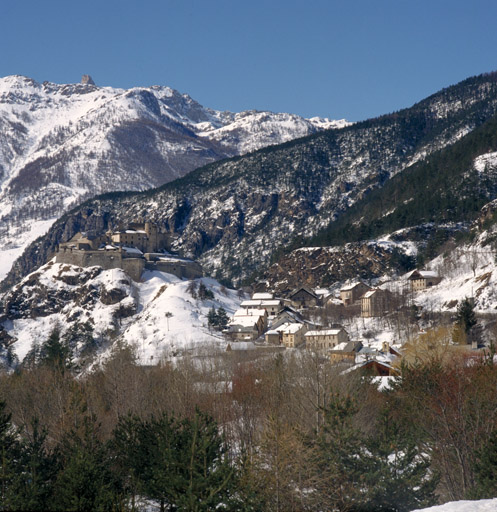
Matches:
[[456, 298, 477, 334], [216, 307, 229, 330], [360, 410, 438, 512], [40, 327, 72, 371], [207, 307, 218, 330], [5, 419, 59, 511], [470, 429, 497, 498], [0, 401, 20, 508], [53, 415, 121, 511]]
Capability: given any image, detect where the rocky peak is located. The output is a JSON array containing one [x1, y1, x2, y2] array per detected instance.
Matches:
[[81, 74, 95, 85]]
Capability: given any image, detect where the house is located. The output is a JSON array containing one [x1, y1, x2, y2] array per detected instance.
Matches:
[[289, 287, 319, 309], [228, 308, 268, 341], [240, 299, 282, 317], [270, 306, 304, 330], [329, 340, 363, 364], [281, 323, 307, 348], [305, 328, 349, 351], [340, 282, 371, 306], [361, 289, 389, 318], [356, 359, 399, 377], [408, 270, 442, 291]]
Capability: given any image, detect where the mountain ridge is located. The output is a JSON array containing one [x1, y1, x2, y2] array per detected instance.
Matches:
[[5, 72, 497, 292], [0, 74, 346, 280]]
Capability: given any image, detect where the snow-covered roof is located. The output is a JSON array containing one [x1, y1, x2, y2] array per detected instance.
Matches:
[[122, 246, 143, 255], [363, 289, 380, 298], [305, 329, 343, 337], [281, 323, 305, 334], [330, 341, 350, 351], [233, 308, 266, 318], [340, 282, 366, 292], [252, 292, 273, 300], [409, 270, 439, 279], [314, 288, 329, 296], [229, 316, 260, 328], [241, 299, 280, 307]]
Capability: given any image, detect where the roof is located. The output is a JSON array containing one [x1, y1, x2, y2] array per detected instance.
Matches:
[[340, 282, 368, 292], [122, 246, 143, 255], [305, 329, 344, 337], [289, 286, 318, 299], [233, 308, 266, 318], [363, 289, 382, 298], [241, 299, 281, 307], [252, 292, 274, 300], [229, 317, 260, 328], [408, 270, 439, 280], [330, 340, 362, 353], [281, 323, 306, 334]]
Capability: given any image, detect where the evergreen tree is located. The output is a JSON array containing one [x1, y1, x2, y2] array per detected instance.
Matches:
[[359, 410, 438, 512], [112, 410, 242, 511], [216, 307, 229, 330], [315, 394, 365, 510], [53, 415, 122, 511], [0, 401, 20, 508], [40, 327, 72, 371], [5, 419, 59, 511], [207, 307, 218, 330], [470, 429, 497, 498], [456, 298, 477, 334]]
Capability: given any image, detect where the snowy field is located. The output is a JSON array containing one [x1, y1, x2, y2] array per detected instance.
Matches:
[[414, 498, 497, 511]]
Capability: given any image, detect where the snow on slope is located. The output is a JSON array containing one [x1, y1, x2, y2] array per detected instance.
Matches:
[[3, 261, 243, 366], [414, 498, 497, 511], [120, 272, 241, 364]]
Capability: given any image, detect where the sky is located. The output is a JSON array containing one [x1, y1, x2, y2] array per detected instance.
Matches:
[[2, 0, 497, 122]]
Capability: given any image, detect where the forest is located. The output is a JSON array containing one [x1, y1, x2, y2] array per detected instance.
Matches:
[[1, 334, 497, 511]]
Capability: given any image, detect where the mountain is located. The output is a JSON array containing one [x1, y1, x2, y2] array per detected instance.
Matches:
[[5, 72, 497, 293], [0, 75, 346, 280]]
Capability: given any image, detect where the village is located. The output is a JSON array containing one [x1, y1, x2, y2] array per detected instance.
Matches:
[[224, 269, 445, 377], [49, 221, 479, 378]]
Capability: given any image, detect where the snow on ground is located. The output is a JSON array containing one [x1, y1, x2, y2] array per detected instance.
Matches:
[[120, 272, 241, 364], [4, 263, 244, 366], [414, 498, 497, 511]]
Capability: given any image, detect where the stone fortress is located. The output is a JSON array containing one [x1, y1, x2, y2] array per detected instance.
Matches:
[[55, 222, 203, 282]]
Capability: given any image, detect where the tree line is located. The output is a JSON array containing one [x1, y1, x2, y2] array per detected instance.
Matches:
[[1, 337, 497, 510]]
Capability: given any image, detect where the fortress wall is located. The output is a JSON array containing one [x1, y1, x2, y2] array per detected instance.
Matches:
[[55, 249, 144, 282], [56, 248, 201, 282], [145, 260, 203, 279]]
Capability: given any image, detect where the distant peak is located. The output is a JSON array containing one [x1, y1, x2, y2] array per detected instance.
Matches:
[[81, 74, 95, 85]]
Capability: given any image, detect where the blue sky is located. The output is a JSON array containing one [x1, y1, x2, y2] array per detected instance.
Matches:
[[2, 0, 497, 121]]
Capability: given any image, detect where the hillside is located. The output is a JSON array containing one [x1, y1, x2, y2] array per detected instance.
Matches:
[[0, 261, 243, 368], [4, 72, 497, 291], [0, 75, 345, 280]]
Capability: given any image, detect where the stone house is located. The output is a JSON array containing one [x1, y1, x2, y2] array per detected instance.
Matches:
[[305, 328, 349, 351], [281, 323, 307, 348], [408, 270, 442, 291], [228, 308, 267, 341], [361, 289, 389, 318], [340, 282, 371, 306], [329, 340, 363, 364], [289, 287, 319, 309]]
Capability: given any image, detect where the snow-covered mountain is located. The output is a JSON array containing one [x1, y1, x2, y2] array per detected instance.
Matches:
[[0, 75, 347, 280]]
